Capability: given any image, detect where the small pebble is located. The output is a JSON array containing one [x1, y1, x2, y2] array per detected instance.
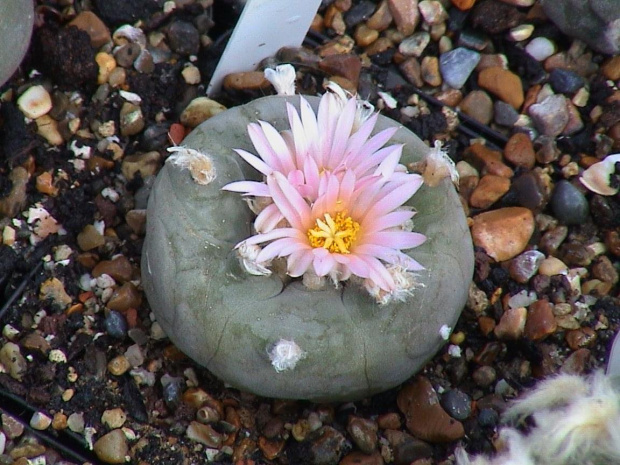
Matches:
[[397, 376, 464, 442], [508, 24, 534, 41], [30, 411, 52, 430], [68, 11, 111, 48], [119, 102, 145, 136], [387, 0, 420, 35], [528, 94, 569, 136], [418, 0, 447, 25], [101, 408, 127, 429], [549, 68, 584, 95], [509, 250, 545, 283], [105, 311, 128, 339], [399, 32, 430, 57], [469, 174, 510, 209], [471, 207, 534, 261], [440, 389, 472, 421], [504, 133, 535, 169], [180, 97, 227, 128], [493, 100, 519, 127], [538, 256, 568, 276], [439, 47, 480, 89], [108, 355, 131, 376], [310, 426, 347, 465], [182, 65, 201, 84], [550, 180, 590, 225], [525, 37, 556, 61], [162, 376, 185, 409], [367, 1, 393, 31], [114, 43, 141, 68], [93, 429, 128, 464], [421, 56, 442, 87], [472, 366, 496, 387], [459, 90, 493, 125], [343, 0, 376, 27], [524, 299, 557, 340], [167, 21, 200, 55], [17, 85, 52, 119], [477, 408, 499, 428], [107, 282, 142, 312], [67, 412, 85, 433], [121, 151, 162, 181], [494, 307, 527, 340], [347, 417, 378, 454], [478, 67, 524, 109]]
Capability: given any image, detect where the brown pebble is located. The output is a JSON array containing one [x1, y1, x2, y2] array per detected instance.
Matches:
[[420, 56, 441, 87], [107, 282, 142, 312], [377, 412, 401, 430], [504, 133, 535, 169], [354, 24, 379, 47], [180, 97, 227, 128], [93, 429, 128, 464], [92, 256, 134, 283], [604, 230, 620, 257], [471, 207, 535, 262], [36, 171, 59, 196], [469, 174, 510, 209], [591, 255, 619, 284], [347, 416, 378, 454], [340, 451, 385, 465], [467, 143, 514, 178], [125, 209, 147, 235], [107, 355, 131, 376], [435, 89, 463, 107], [40, 277, 72, 309], [450, 0, 476, 10], [460, 90, 493, 125], [397, 376, 464, 443], [387, 0, 420, 35], [258, 436, 285, 460], [494, 307, 527, 340], [478, 316, 496, 336], [365, 37, 394, 56], [478, 67, 524, 109], [119, 102, 144, 136], [472, 366, 496, 387], [69, 11, 111, 48], [121, 151, 162, 181], [77, 224, 105, 251], [602, 55, 620, 81], [560, 348, 591, 375], [367, 0, 393, 31], [524, 300, 556, 340], [319, 54, 362, 88], [223, 71, 271, 91], [399, 57, 423, 87], [565, 327, 597, 351]]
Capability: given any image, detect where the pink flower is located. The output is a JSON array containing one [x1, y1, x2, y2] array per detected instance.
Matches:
[[239, 169, 425, 294], [223, 94, 405, 234], [222, 89, 427, 301]]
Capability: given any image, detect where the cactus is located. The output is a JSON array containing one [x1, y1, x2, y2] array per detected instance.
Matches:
[[0, 0, 34, 87], [142, 95, 474, 401]]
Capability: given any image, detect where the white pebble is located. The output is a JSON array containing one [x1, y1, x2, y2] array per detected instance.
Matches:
[[17, 85, 52, 119], [182, 65, 201, 85], [30, 411, 52, 430], [508, 24, 534, 41], [525, 37, 556, 61], [49, 349, 67, 363]]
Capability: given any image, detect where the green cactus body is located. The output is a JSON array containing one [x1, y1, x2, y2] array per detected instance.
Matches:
[[142, 95, 474, 401]]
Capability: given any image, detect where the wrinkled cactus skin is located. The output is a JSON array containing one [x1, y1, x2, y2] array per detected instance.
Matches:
[[142, 96, 474, 401], [0, 0, 34, 86]]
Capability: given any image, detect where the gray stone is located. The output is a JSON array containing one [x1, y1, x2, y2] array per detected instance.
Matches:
[[551, 180, 590, 226], [0, 0, 34, 86], [142, 95, 474, 401], [540, 0, 620, 55], [439, 47, 480, 89], [528, 95, 569, 137], [493, 101, 519, 127]]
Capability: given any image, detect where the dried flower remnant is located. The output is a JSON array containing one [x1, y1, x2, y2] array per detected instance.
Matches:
[[264, 64, 296, 96], [580, 153, 620, 196], [223, 88, 427, 303]]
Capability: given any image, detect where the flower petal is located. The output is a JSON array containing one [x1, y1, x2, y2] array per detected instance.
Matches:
[[363, 231, 427, 249], [287, 249, 314, 276], [234, 149, 273, 175], [221, 180, 270, 197], [362, 210, 415, 233], [258, 121, 296, 172], [267, 172, 312, 230], [254, 203, 283, 233]]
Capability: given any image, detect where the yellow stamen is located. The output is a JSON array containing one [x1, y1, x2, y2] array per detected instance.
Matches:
[[307, 212, 360, 254]]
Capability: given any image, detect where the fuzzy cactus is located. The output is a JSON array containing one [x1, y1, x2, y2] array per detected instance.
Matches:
[[0, 0, 34, 87], [142, 95, 473, 401]]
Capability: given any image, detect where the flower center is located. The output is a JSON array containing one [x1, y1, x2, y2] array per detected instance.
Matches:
[[307, 212, 360, 254]]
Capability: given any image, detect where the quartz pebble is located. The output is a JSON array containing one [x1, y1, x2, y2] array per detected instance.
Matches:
[[30, 411, 52, 430], [528, 94, 569, 136], [399, 32, 430, 57], [509, 250, 545, 283], [525, 37, 556, 61], [418, 0, 448, 25], [93, 429, 129, 464], [397, 376, 464, 442], [17, 85, 52, 119], [439, 47, 480, 89], [471, 207, 535, 262]]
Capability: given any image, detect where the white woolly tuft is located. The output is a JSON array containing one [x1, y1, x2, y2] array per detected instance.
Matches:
[[236, 242, 272, 276], [167, 147, 216, 185], [268, 339, 307, 372], [423, 140, 459, 188], [457, 371, 620, 465]]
